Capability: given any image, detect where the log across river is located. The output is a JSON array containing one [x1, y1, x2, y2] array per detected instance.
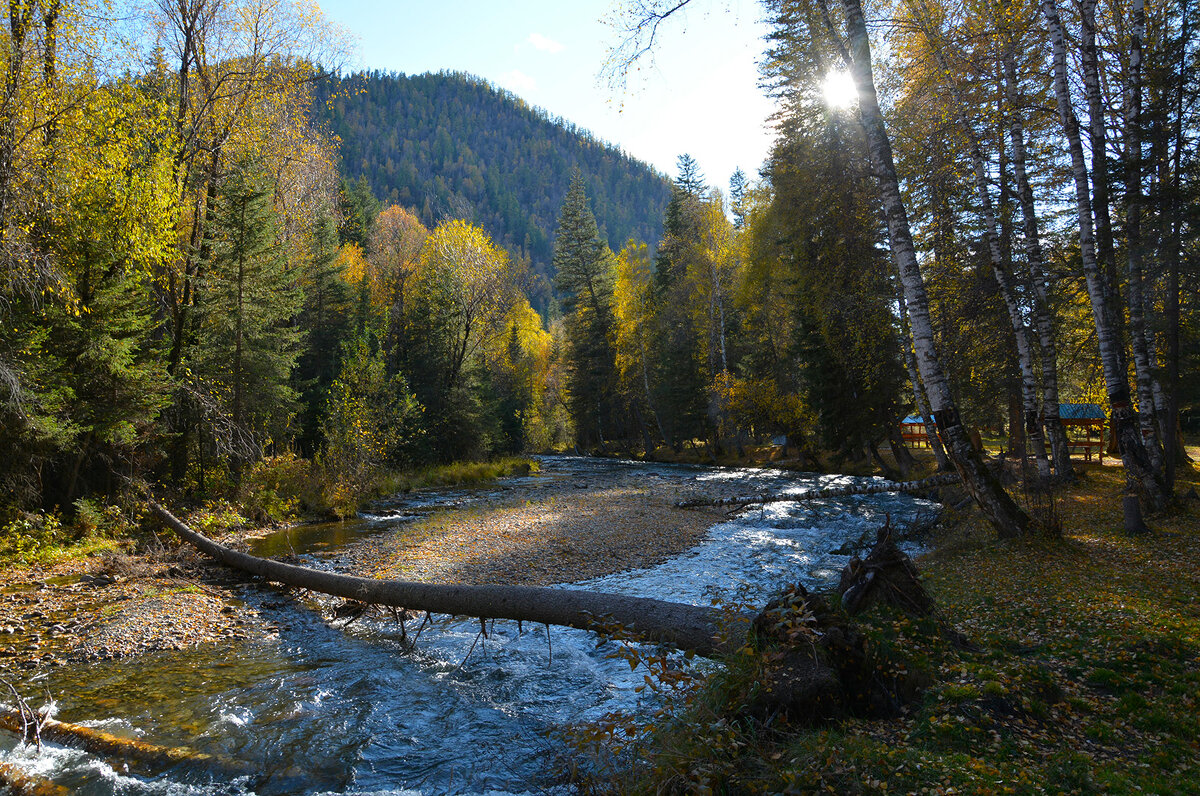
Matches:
[[0, 456, 940, 795], [150, 500, 742, 657]]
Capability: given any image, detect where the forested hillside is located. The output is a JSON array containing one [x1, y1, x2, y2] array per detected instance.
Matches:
[[315, 70, 673, 309]]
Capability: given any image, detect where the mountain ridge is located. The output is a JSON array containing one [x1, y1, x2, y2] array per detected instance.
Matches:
[[314, 69, 674, 310]]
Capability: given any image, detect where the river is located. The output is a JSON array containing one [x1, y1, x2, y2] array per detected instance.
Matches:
[[0, 456, 935, 795]]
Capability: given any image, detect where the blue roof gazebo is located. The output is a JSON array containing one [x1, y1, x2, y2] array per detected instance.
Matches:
[[1058, 403, 1106, 423], [1058, 403, 1107, 463], [899, 405, 1108, 462]]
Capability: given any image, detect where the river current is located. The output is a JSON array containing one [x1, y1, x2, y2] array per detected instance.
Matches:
[[0, 456, 934, 795]]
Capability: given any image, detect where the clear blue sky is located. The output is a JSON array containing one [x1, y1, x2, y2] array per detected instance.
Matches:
[[320, 1, 776, 191]]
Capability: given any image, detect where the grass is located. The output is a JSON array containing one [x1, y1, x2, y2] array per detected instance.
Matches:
[[588, 452, 1200, 794], [377, 456, 538, 494], [0, 534, 124, 568]]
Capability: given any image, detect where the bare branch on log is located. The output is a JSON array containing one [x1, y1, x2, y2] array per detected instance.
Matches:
[[674, 472, 961, 509]]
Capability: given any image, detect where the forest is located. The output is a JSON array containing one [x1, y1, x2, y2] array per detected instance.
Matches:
[[0, 0, 1198, 791], [0, 0, 1194, 536], [315, 69, 674, 313]]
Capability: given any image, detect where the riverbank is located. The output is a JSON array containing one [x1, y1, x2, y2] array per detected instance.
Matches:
[[0, 456, 732, 678], [601, 452, 1200, 794]]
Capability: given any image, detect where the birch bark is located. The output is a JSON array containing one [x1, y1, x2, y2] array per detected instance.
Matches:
[[1123, 0, 1165, 472], [1001, 50, 1073, 480], [841, 0, 1030, 537], [899, 302, 949, 470], [1079, 0, 1125, 329], [1041, 0, 1166, 519], [910, 27, 1052, 481]]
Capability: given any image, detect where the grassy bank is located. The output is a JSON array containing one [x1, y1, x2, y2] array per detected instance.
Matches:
[[583, 456, 1200, 794], [0, 455, 539, 568]]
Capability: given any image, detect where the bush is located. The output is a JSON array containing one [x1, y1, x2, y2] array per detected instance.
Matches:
[[0, 511, 70, 563], [242, 454, 319, 522]]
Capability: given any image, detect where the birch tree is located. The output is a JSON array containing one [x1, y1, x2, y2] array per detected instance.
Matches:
[[1041, 0, 1167, 526], [837, 0, 1030, 536], [899, 0, 1052, 480]]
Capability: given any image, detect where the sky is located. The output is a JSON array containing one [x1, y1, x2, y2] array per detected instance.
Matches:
[[319, 1, 779, 191]]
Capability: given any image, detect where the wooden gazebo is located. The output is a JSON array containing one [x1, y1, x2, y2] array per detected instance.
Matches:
[[900, 404, 1107, 462], [900, 414, 934, 447], [1059, 403, 1107, 462]]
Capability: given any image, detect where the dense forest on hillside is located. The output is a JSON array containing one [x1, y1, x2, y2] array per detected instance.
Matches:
[[314, 70, 673, 311]]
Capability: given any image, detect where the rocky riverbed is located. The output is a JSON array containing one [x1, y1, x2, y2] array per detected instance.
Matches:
[[0, 458, 731, 681]]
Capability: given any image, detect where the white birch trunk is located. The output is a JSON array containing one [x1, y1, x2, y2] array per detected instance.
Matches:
[[1001, 50, 1074, 481], [912, 27, 1051, 481], [963, 136, 1051, 480], [841, 0, 1030, 537], [1080, 0, 1124, 328], [1042, 0, 1166, 516], [900, 304, 949, 470], [1123, 0, 1165, 471]]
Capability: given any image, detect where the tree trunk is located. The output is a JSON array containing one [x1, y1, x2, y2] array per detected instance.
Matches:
[[149, 501, 739, 657], [0, 708, 258, 781], [1042, 0, 1166, 522], [0, 761, 70, 796], [888, 427, 916, 478], [957, 101, 1050, 480], [842, 0, 1029, 537], [909, 20, 1052, 481], [1080, 0, 1124, 330], [1123, 0, 1165, 474], [899, 305, 949, 470], [1163, 0, 1189, 491], [1001, 49, 1073, 481]]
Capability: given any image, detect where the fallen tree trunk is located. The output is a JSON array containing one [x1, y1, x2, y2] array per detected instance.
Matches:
[[0, 708, 256, 778], [674, 472, 961, 509], [0, 762, 71, 796], [149, 501, 741, 657], [149, 499, 949, 731]]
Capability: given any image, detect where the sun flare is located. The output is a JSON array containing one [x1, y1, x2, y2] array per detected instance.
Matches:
[[822, 69, 858, 108]]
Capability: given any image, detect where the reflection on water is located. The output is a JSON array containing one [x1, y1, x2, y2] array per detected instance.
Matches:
[[247, 519, 374, 558], [0, 456, 934, 795]]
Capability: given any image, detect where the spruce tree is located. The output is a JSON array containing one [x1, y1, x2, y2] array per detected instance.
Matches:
[[729, 168, 748, 230], [552, 172, 622, 448], [674, 153, 706, 196], [295, 212, 351, 457], [194, 158, 301, 483]]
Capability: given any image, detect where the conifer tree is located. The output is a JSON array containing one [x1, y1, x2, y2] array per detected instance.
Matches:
[[729, 168, 748, 229], [648, 162, 711, 447], [194, 158, 301, 484], [295, 212, 351, 457], [552, 172, 622, 448]]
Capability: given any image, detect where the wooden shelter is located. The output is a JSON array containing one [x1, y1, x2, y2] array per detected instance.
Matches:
[[900, 405, 1107, 462], [900, 414, 933, 447], [1059, 403, 1107, 462]]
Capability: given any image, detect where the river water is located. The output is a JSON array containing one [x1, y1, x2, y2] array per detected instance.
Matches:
[[0, 456, 934, 795]]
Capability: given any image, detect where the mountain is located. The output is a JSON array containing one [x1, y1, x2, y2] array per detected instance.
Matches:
[[314, 70, 674, 311]]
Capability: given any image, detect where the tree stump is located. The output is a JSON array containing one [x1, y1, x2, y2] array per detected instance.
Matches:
[[745, 524, 936, 723]]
